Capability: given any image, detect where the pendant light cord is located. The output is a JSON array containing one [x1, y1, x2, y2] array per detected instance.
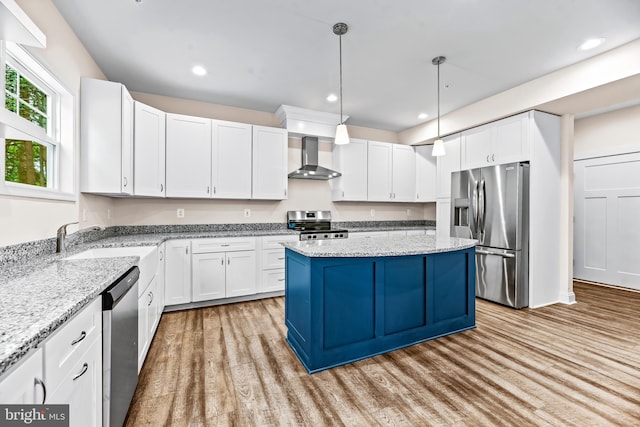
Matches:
[[339, 33, 343, 125], [437, 60, 440, 139]]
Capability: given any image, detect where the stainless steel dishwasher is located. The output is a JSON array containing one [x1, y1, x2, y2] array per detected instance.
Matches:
[[103, 266, 139, 427]]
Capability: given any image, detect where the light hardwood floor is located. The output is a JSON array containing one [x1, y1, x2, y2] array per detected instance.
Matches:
[[125, 282, 640, 426]]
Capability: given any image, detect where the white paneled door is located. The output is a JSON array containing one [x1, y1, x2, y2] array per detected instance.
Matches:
[[574, 152, 640, 290]]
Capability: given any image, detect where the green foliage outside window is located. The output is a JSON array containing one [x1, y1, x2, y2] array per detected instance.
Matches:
[[5, 64, 48, 130], [4, 139, 48, 187]]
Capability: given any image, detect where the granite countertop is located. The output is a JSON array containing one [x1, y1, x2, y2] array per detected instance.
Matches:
[[0, 222, 434, 376], [282, 234, 477, 257]]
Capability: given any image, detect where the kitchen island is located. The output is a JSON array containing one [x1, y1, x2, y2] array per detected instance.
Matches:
[[282, 235, 477, 373]]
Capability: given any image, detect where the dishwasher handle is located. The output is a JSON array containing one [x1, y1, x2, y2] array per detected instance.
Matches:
[[103, 267, 140, 310]]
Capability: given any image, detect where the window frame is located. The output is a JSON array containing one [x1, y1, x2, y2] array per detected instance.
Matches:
[[0, 41, 75, 201]]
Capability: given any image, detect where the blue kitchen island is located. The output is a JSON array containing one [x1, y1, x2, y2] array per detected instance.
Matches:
[[282, 234, 477, 373]]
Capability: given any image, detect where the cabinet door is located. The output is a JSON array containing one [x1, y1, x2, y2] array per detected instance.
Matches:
[[137, 288, 150, 372], [156, 243, 166, 312], [260, 269, 286, 293], [164, 240, 192, 305], [332, 138, 368, 201], [212, 120, 252, 199], [134, 101, 166, 197], [226, 251, 257, 297], [415, 145, 437, 202], [367, 141, 393, 201], [48, 337, 102, 427], [391, 144, 416, 202], [192, 252, 226, 302], [252, 125, 288, 200], [461, 123, 492, 169], [436, 200, 452, 238], [121, 86, 134, 194], [493, 112, 530, 164], [166, 114, 212, 197], [0, 348, 44, 404], [436, 134, 461, 199], [80, 78, 132, 195]]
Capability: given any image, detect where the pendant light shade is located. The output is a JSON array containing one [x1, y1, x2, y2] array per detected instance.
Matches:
[[335, 123, 350, 145], [432, 56, 446, 157], [333, 22, 350, 145]]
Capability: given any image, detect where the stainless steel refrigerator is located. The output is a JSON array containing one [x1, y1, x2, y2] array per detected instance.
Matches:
[[450, 162, 529, 308]]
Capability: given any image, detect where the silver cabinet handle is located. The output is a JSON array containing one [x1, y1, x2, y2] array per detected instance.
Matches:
[[284, 188, 287, 197], [492, 154, 495, 162], [185, 247, 188, 255], [486, 155, 490, 163], [72, 363, 88, 381], [71, 331, 87, 346], [227, 257, 230, 265], [277, 257, 285, 260], [159, 250, 164, 261], [160, 184, 164, 192], [123, 177, 128, 187], [278, 278, 285, 282], [221, 258, 224, 265], [221, 244, 230, 247], [213, 186, 216, 194], [34, 377, 46, 404], [476, 249, 515, 258], [207, 186, 210, 194]]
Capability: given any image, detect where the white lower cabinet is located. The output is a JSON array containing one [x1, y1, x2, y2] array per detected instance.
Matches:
[[165, 239, 192, 305], [436, 200, 452, 238], [138, 273, 163, 372], [258, 235, 298, 293], [44, 298, 102, 427], [0, 348, 44, 404], [191, 237, 257, 301], [48, 337, 102, 427]]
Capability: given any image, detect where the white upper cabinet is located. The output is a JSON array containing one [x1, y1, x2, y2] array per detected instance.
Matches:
[[165, 113, 212, 198], [332, 138, 368, 201], [80, 78, 134, 195], [367, 140, 393, 201], [436, 133, 461, 199], [461, 112, 530, 169], [134, 101, 166, 197], [415, 145, 437, 202], [212, 119, 252, 199], [252, 125, 288, 200], [391, 144, 416, 202]]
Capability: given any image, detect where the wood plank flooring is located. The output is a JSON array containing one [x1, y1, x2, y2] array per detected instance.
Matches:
[[124, 282, 640, 426]]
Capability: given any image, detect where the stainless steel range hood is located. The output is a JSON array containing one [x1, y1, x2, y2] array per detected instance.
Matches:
[[288, 136, 342, 180]]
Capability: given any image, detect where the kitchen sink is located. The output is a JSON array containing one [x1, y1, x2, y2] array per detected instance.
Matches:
[[65, 246, 158, 293]]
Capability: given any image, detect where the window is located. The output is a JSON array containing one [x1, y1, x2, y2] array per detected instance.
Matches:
[[0, 41, 74, 200]]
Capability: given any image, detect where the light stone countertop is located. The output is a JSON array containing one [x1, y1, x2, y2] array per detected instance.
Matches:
[[282, 234, 477, 257], [0, 225, 434, 376]]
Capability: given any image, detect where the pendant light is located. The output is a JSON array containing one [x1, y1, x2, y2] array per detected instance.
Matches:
[[333, 22, 350, 145], [431, 56, 446, 156]]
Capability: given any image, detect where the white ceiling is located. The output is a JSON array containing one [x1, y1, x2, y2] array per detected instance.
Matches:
[[51, 0, 640, 132]]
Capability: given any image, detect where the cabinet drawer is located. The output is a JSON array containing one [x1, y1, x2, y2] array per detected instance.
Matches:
[[44, 298, 101, 389], [262, 234, 299, 250], [192, 237, 255, 253], [261, 269, 285, 293], [262, 248, 286, 269]]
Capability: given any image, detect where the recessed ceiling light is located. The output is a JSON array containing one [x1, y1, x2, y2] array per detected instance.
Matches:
[[192, 65, 207, 76], [326, 94, 338, 102], [578, 38, 605, 51], [418, 113, 428, 120]]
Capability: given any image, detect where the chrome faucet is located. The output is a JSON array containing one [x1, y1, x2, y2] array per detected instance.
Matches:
[[56, 222, 79, 253]]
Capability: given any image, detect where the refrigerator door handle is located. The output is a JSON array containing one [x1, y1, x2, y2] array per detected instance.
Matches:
[[476, 249, 515, 258], [479, 178, 486, 235], [472, 180, 479, 231]]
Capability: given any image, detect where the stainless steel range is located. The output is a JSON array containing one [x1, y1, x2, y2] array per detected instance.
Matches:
[[287, 210, 348, 240]]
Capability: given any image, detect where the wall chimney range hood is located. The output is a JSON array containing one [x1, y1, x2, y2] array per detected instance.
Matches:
[[288, 136, 341, 180]]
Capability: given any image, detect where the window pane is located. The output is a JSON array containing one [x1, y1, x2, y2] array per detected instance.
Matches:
[[18, 103, 47, 129], [4, 139, 48, 187], [5, 65, 17, 94], [19, 75, 48, 114], [5, 95, 17, 113]]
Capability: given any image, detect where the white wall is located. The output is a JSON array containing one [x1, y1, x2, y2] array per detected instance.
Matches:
[[574, 104, 640, 160]]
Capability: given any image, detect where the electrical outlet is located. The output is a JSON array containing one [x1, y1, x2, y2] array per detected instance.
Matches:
[[177, 208, 185, 218], [107, 209, 111, 220], [370, 209, 375, 217], [244, 209, 251, 218]]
